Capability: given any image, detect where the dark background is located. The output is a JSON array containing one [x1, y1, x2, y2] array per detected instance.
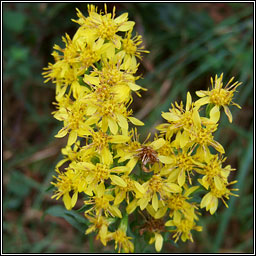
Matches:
[[3, 2, 254, 253]]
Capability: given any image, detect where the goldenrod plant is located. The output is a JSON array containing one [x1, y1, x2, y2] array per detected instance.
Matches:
[[43, 4, 241, 253]]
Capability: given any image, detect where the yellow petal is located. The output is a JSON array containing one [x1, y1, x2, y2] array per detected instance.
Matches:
[[67, 130, 77, 146], [96, 182, 105, 197], [183, 186, 199, 197], [192, 109, 201, 128], [114, 191, 126, 205], [128, 116, 144, 126], [186, 92, 192, 111], [82, 162, 95, 170], [101, 146, 113, 165], [118, 21, 135, 31], [146, 205, 156, 217], [178, 170, 186, 187], [126, 199, 137, 214], [111, 166, 129, 173], [224, 105, 233, 123], [166, 183, 182, 193], [63, 192, 72, 210], [85, 115, 99, 126], [165, 220, 174, 226], [131, 55, 137, 71], [56, 86, 67, 101], [71, 191, 78, 208], [109, 205, 122, 218], [150, 138, 166, 150], [83, 74, 99, 86], [108, 118, 118, 135], [105, 43, 115, 59], [155, 233, 163, 252], [134, 181, 146, 194], [139, 197, 149, 210], [179, 132, 189, 148], [214, 176, 223, 190], [161, 112, 179, 122], [152, 193, 159, 212], [85, 173, 95, 186], [155, 206, 168, 219], [114, 12, 128, 23], [210, 196, 218, 215], [101, 116, 108, 132], [126, 158, 138, 174], [200, 192, 212, 209], [55, 127, 68, 138], [116, 114, 128, 130], [56, 159, 68, 168], [158, 155, 174, 164], [211, 140, 225, 154], [196, 90, 208, 97], [195, 96, 210, 107], [167, 168, 180, 182], [109, 135, 130, 143], [86, 106, 97, 116], [173, 211, 182, 224], [128, 82, 141, 91], [210, 105, 220, 123], [110, 175, 127, 187]]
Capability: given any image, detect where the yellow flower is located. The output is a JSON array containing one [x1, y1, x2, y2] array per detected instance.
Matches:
[[137, 174, 182, 212], [155, 186, 200, 221], [187, 122, 225, 154], [108, 228, 134, 253], [165, 211, 202, 243], [120, 30, 149, 70], [51, 169, 79, 210], [42, 34, 79, 86], [195, 73, 242, 122], [200, 180, 238, 214], [198, 153, 235, 191], [82, 129, 130, 165], [74, 161, 128, 194], [73, 4, 135, 49], [157, 92, 201, 139], [149, 232, 164, 252], [160, 147, 201, 187], [85, 213, 113, 246], [83, 58, 146, 103], [84, 183, 122, 218], [113, 174, 145, 205], [56, 141, 95, 169], [53, 98, 91, 146], [45, 2, 242, 252]]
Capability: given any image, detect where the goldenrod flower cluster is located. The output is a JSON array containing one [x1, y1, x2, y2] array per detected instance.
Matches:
[[43, 4, 241, 253]]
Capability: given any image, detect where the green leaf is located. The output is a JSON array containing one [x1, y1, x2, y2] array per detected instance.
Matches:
[[3, 10, 27, 33], [45, 205, 88, 233]]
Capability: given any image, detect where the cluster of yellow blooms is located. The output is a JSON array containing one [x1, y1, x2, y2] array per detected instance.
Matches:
[[43, 4, 241, 253]]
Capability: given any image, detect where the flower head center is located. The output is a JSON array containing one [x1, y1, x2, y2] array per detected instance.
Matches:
[[95, 196, 110, 209], [168, 194, 186, 210], [210, 88, 233, 106], [92, 131, 109, 149], [100, 66, 123, 86], [98, 18, 118, 40], [122, 38, 137, 55], [95, 163, 109, 181], [177, 153, 193, 170], [149, 175, 163, 192]]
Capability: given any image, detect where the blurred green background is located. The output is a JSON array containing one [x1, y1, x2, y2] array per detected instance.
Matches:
[[3, 2, 253, 253]]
